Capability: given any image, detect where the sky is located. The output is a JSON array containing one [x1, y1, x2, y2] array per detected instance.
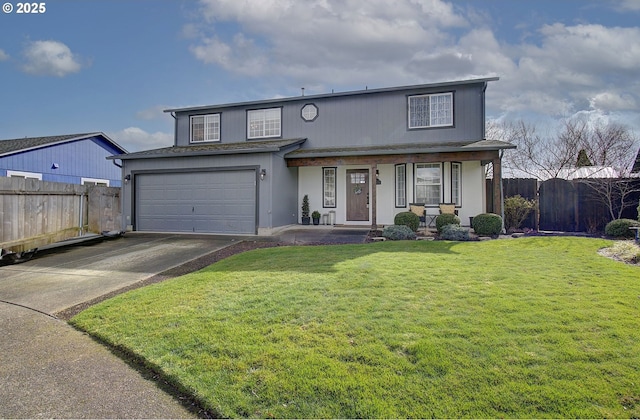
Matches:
[[1, 0, 639, 154]]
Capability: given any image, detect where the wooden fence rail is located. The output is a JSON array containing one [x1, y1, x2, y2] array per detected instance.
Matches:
[[0, 177, 120, 253]]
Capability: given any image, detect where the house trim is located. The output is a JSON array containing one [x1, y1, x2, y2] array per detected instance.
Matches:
[[163, 77, 500, 114]]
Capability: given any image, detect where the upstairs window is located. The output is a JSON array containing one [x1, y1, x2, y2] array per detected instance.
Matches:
[[248, 108, 281, 139], [408, 92, 453, 129], [191, 114, 220, 143]]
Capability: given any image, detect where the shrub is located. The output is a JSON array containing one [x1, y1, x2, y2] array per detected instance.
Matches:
[[394, 211, 420, 232], [382, 225, 417, 241], [504, 195, 536, 232], [439, 224, 470, 241], [637, 199, 640, 222], [605, 219, 640, 238], [435, 213, 460, 233], [472, 213, 503, 236]]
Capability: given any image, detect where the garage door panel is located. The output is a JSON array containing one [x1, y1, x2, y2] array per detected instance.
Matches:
[[136, 170, 256, 234]]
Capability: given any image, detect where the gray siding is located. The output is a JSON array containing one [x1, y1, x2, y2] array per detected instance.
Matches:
[[173, 83, 486, 149], [121, 152, 294, 232]]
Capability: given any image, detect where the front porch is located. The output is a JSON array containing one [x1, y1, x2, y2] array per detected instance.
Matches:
[[287, 142, 510, 229]]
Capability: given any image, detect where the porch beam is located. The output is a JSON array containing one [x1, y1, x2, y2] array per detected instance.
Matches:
[[286, 150, 500, 167], [371, 164, 377, 231], [492, 156, 503, 217]]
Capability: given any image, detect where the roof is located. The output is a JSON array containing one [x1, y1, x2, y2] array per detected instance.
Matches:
[[164, 77, 499, 114], [0, 133, 128, 157], [110, 138, 307, 160], [557, 166, 620, 180], [284, 139, 515, 159]]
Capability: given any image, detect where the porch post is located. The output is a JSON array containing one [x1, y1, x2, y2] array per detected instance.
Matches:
[[371, 164, 378, 231], [492, 156, 503, 216]]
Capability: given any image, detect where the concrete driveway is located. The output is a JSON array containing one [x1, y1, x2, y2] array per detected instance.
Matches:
[[0, 233, 239, 419]]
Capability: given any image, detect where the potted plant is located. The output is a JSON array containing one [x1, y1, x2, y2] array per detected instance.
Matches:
[[301, 194, 310, 225], [312, 210, 321, 225]]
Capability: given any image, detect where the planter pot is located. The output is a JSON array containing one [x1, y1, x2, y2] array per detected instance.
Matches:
[[312, 217, 320, 225], [302, 216, 311, 225]]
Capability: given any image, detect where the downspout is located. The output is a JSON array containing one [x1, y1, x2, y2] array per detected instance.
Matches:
[[499, 149, 505, 233], [171, 112, 177, 146], [482, 82, 488, 140]]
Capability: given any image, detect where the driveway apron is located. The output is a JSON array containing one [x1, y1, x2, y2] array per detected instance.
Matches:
[[0, 233, 237, 419]]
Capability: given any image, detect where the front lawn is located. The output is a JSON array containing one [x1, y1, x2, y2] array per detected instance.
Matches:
[[71, 237, 640, 418]]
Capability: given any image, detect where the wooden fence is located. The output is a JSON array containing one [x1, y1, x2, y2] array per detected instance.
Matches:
[[487, 178, 640, 233], [0, 177, 121, 253]]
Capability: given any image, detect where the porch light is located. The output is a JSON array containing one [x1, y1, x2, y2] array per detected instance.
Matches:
[[260, 169, 267, 181], [376, 169, 382, 185], [124, 174, 131, 184]]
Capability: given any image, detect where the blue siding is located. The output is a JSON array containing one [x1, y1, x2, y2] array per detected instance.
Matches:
[[0, 136, 123, 186]]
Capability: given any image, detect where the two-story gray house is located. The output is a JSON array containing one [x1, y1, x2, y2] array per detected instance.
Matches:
[[111, 77, 514, 235]]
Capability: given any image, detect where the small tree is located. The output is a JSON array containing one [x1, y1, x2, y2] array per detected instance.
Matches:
[[301, 195, 310, 218], [504, 195, 536, 232], [576, 149, 593, 167]]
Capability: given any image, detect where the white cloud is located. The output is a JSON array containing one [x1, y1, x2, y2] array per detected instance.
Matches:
[[0, 49, 9, 61], [613, 0, 640, 11], [185, 0, 640, 135], [136, 105, 171, 121], [107, 127, 173, 152], [590, 92, 638, 111], [189, 0, 469, 85], [22, 40, 82, 77]]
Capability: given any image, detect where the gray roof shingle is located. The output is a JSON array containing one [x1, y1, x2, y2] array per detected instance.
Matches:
[[0, 133, 127, 156], [111, 138, 307, 160]]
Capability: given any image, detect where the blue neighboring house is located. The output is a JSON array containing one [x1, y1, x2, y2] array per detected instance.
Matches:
[[0, 133, 127, 187]]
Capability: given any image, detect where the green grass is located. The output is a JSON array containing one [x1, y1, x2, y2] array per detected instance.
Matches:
[[71, 237, 640, 418]]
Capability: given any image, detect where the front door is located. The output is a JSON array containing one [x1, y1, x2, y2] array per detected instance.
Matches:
[[346, 169, 369, 221]]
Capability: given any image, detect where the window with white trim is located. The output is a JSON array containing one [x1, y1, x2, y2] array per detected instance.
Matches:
[[82, 177, 109, 186], [6, 170, 42, 180], [451, 162, 461, 206], [248, 108, 281, 139], [395, 164, 406, 207], [323, 167, 336, 207], [408, 92, 453, 128], [190, 114, 220, 143], [415, 163, 441, 205]]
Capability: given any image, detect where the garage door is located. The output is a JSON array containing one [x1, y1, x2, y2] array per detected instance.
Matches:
[[136, 170, 256, 234]]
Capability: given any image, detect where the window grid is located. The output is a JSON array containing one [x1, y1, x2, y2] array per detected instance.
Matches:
[[409, 92, 453, 129], [191, 114, 220, 143], [452, 162, 461, 206], [415, 163, 441, 205], [248, 108, 281, 139], [395, 164, 406, 207], [323, 167, 336, 208]]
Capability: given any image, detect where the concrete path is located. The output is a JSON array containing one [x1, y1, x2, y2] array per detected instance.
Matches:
[[0, 233, 239, 419]]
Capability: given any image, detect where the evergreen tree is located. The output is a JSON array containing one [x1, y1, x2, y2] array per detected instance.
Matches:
[[576, 149, 593, 167]]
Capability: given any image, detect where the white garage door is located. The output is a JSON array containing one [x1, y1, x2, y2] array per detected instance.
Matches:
[[136, 170, 256, 234]]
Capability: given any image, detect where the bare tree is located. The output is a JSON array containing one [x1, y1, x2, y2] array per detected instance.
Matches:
[[493, 118, 638, 178], [490, 117, 640, 222]]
